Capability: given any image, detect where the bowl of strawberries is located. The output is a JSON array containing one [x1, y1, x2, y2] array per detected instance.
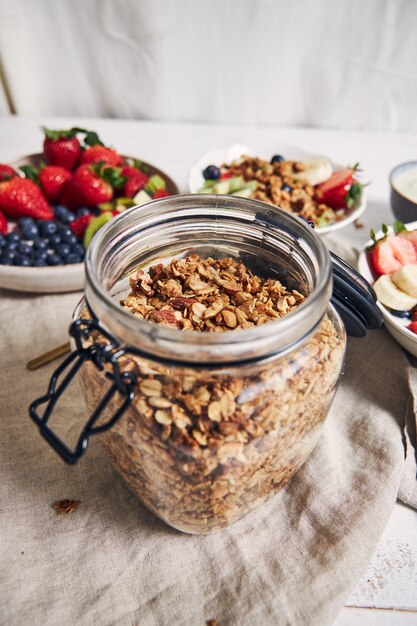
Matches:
[[0, 127, 179, 293], [358, 220, 417, 357]]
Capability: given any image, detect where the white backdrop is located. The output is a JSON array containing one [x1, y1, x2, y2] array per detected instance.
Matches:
[[0, 0, 416, 131]]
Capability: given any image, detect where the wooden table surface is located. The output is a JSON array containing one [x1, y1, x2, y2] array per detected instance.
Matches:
[[1, 116, 416, 625]]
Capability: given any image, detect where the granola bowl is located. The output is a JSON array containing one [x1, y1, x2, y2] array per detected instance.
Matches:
[[30, 194, 347, 534], [188, 145, 367, 234]]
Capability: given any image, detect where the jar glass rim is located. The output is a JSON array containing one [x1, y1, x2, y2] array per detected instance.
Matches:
[[84, 194, 332, 365]]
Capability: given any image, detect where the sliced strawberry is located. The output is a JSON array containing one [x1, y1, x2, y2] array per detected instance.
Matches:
[[0, 209, 8, 233], [70, 213, 93, 238], [315, 166, 363, 210], [407, 321, 417, 335], [152, 189, 170, 199], [368, 223, 417, 276], [398, 228, 417, 251], [0, 164, 18, 181]]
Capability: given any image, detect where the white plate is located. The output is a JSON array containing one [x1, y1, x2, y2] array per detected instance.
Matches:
[[357, 220, 417, 358], [0, 153, 179, 293], [188, 144, 367, 235]]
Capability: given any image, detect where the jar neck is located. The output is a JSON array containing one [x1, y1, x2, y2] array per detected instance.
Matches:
[[85, 194, 332, 366]]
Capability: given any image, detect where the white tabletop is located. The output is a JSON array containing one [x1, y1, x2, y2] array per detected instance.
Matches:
[[1, 116, 416, 625]]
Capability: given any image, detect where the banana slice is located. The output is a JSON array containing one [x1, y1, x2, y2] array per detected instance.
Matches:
[[292, 158, 333, 186], [374, 274, 417, 311], [391, 264, 417, 298]]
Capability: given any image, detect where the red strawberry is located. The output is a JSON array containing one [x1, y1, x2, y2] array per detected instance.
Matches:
[[80, 145, 122, 167], [39, 166, 72, 203], [70, 213, 93, 238], [0, 209, 8, 233], [152, 189, 170, 199], [407, 321, 417, 335], [368, 223, 417, 276], [72, 163, 125, 207], [0, 178, 54, 220], [121, 165, 148, 197], [43, 127, 81, 171], [0, 164, 17, 181], [315, 166, 363, 210], [59, 179, 85, 210]]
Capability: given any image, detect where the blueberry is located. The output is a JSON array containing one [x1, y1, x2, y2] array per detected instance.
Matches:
[[71, 243, 85, 258], [35, 249, 48, 261], [21, 222, 39, 240], [61, 232, 77, 246], [6, 231, 21, 243], [39, 220, 58, 237], [48, 233, 61, 248], [76, 207, 91, 218], [18, 217, 35, 229], [389, 308, 411, 319], [202, 165, 221, 180], [54, 205, 75, 224], [34, 258, 47, 267], [14, 254, 32, 267], [66, 253, 82, 265], [0, 234, 5, 248], [46, 253, 62, 266], [0, 251, 15, 265], [17, 242, 32, 256], [281, 183, 292, 193], [5, 241, 19, 252], [33, 237, 49, 251], [56, 243, 71, 258], [271, 154, 285, 164], [57, 224, 73, 236]]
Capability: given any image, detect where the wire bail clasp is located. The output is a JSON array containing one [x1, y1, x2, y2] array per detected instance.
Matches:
[[29, 316, 137, 464]]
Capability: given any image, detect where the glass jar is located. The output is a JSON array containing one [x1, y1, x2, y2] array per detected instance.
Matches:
[[31, 195, 351, 534]]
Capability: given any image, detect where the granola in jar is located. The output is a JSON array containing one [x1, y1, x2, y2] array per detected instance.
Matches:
[[78, 255, 345, 533]]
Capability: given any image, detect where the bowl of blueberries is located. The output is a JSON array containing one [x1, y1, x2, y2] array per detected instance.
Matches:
[[0, 211, 86, 293]]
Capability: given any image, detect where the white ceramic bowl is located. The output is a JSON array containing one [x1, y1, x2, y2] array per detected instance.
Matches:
[[188, 144, 367, 235], [357, 220, 417, 358], [0, 153, 179, 293]]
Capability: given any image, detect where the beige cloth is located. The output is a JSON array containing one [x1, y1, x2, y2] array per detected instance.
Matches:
[[0, 280, 416, 626]]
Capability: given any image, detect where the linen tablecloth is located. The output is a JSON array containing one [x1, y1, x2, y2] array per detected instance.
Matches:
[[0, 283, 415, 626], [1, 118, 416, 626]]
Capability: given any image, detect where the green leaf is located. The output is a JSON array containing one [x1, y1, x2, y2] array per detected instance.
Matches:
[[101, 166, 126, 189], [131, 159, 150, 173], [19, 164, 40, 184], [382, 223, 389, 236], [344, 181, 363, 209], [393, 220, 407, 234], [42, 126, 79, 140], [83, 131, 104, 147]]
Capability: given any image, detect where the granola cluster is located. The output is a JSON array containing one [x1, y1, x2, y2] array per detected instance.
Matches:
[[224, 155, 339, 225], [78, 257, 345, 534], [120, 254, 305, 331]]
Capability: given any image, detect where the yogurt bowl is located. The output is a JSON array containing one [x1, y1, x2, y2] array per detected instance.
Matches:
[[390, 161, 417, 223]]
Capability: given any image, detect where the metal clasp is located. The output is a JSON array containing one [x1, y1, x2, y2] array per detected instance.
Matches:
[[29, 315, 137, 464]]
